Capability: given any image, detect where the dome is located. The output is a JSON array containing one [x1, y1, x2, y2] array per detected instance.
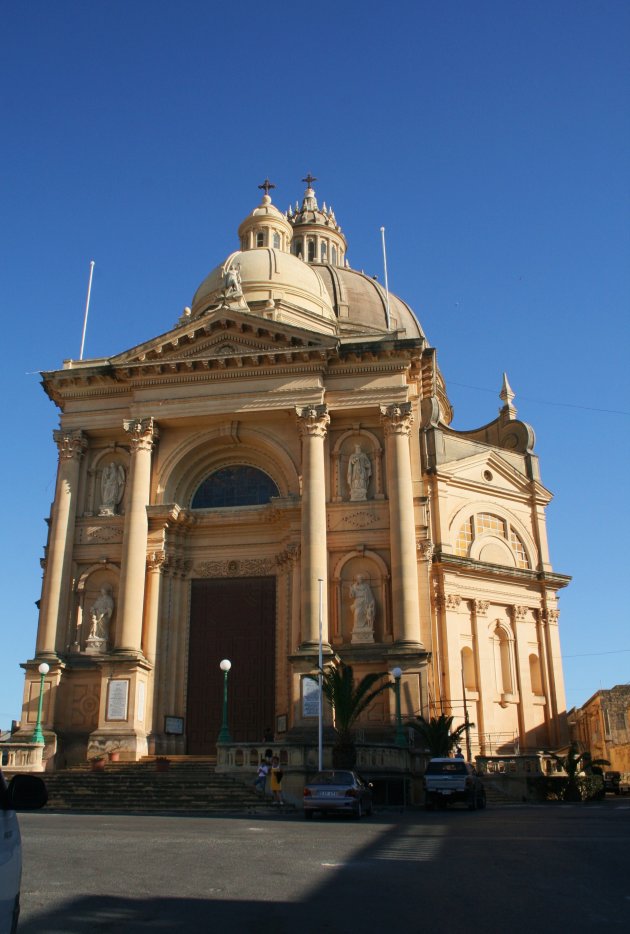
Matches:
[[314, 264, 425, 339], [190, 247, 338, 334]]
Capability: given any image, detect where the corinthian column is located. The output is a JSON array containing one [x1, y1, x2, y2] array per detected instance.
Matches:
[[380, 403, 422, 646], [115, 418, 158, 654], [37, 430, 87, 657], [296, 404, 330, 649]]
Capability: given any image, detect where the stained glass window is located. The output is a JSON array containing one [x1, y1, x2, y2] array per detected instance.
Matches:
[[191, 466, 279, 509]]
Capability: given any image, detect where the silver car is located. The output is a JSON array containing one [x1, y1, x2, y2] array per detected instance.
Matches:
[[303, 770, 373, 819]]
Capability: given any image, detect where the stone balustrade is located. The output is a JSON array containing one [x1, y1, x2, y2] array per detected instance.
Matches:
[[0, 742, 46, 773]]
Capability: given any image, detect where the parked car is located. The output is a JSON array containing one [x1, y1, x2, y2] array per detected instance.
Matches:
[[423, 757, 486, 810], [604, 771, 621, 795], [303, 770, 373, 819], [0, 770, 48, 933]]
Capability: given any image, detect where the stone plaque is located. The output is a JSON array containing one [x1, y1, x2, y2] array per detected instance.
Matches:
[[106, 680, 129, 721], [302, 676, 320, 718]]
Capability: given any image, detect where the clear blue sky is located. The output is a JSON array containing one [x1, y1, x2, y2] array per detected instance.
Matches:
[[1, 1, 628, 728]]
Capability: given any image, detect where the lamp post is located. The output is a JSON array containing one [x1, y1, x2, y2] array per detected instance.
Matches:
[[391, 667, 407, 748], [217, 659, 232, 744], [31, 662, 50, 744]]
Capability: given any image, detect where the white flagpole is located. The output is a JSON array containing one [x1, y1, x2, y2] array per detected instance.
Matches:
[[318, 577, 323, 772], [79, 260, 95, 360], [379, 227, 391, 330]]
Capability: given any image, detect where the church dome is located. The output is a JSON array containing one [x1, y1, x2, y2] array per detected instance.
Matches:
[[314, 264, 425, 339], [190, 247, 338, 333]]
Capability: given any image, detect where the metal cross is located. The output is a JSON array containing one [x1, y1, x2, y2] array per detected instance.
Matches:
[[302, 173, 317, 188], [258, 178, 276, 196]]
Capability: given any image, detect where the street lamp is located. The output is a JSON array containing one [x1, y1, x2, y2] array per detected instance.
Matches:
[[391, 667, 407, 748], [217, 659, 233, 744], [31, 662, 50, 744]]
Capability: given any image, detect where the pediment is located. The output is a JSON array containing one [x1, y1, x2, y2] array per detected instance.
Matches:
[[439, 449, 552, 501], [110, 309, 338, 370]]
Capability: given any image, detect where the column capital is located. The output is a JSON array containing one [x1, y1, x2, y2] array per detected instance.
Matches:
[[53, 429, 87, 461], [147, 550, 167, 572], [473, 599, 490, 616], [295, 404, 330, 438], [380, 402, 413, 437], [123, 417, 159, 452]]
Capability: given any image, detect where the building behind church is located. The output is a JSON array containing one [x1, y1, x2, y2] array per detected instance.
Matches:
[[21, 178, 570, 765]]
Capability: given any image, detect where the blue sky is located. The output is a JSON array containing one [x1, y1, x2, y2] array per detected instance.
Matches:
[[1, 1, 628, 728]]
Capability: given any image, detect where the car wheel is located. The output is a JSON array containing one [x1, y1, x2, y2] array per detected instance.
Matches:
[[366, 801, 373, 816], [304, 810, 314, 820], [468, 794, 477, 811], [355, 801, 363, 819]]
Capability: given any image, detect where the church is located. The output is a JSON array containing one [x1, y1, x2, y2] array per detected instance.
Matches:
[[23, 177, 570, 765]]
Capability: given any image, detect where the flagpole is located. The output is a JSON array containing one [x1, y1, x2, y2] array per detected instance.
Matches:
[[79, 260, 95, 361], [379, 227, 391, 330], [318, 577, 323, 772]]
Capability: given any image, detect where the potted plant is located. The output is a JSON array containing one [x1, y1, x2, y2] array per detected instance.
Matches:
[[107, 742, 123, 762], [90, 754, 106, 772], [155, 756, 170, 772]]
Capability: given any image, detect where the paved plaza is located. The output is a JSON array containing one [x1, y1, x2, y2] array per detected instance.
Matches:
[[19, 800, 630, 933]]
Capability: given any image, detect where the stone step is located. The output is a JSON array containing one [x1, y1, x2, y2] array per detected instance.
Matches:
[[42, 759, 281, 813]]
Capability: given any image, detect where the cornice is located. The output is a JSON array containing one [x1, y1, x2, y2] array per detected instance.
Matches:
[[432, 550, 571, 589]]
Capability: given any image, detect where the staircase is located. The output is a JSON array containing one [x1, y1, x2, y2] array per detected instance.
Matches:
[[42, 756, 282, 814], [479, 775, 522, 806]]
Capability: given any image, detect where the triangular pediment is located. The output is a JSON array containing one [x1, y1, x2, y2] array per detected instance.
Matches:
[[110, 308, 338, 369], [438, 448, 552, 502]]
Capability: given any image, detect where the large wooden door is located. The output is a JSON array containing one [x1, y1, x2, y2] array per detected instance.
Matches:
[[186, 577, 276, 753]]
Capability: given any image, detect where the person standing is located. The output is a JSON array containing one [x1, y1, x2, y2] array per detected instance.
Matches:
[[270, 755, 284, 805], [254, 757, 269, 796]]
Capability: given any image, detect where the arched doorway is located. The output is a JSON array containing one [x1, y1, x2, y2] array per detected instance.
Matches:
[[186, 577, 276, 753]]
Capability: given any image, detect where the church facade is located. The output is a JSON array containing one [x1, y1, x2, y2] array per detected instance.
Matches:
[[22, 179, 570, 764]]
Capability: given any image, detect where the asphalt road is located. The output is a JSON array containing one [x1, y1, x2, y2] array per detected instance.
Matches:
[[17, 800, 630, 934]]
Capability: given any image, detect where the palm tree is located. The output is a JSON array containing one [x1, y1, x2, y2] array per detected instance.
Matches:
[[557, 743, 610, 802], [312, 660, 392, 767], [412, 713, 473, 758]]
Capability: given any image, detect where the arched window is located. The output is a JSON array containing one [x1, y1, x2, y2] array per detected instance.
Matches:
[[320, 241, 327, 261], [273, 232, 281, 249], [331, 246, 337, 265], [529, 654, 543, 696], [307, 239, 315, 262], [293, 238, 303, 258], [494, 624, 514, 696], [256, 231, 266, 247], [191, 466, 279, 509], [461, 646, 476, 691]]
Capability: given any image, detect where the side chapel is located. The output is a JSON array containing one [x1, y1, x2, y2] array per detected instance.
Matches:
[[22, 178, 570, 763]]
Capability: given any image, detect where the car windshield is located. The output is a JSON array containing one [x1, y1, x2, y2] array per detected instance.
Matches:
[[426, 761, 468, 775], [309, 771, 354, 786]]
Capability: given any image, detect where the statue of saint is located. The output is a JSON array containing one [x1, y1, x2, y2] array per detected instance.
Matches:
[[223, 263, 242, 297], [350, 574, 376, 643], [87, 585, 114, 644], [99, 462, 125, 516], [347, 444, 371, 501]]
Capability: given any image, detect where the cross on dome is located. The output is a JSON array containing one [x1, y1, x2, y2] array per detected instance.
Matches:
[[258, 178, 276, 198], [302, 173, 317, 189]]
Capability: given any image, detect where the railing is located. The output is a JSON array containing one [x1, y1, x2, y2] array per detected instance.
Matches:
[[216, 741, 421, 775], [0, 742, 46, 773]]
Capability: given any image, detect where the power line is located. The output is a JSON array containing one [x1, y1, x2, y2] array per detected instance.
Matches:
[[448, 380, 630, 417], [562, 648, 630, 659]]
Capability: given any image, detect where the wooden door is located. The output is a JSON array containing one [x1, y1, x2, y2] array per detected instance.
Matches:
[[186, 577, 276, 753]]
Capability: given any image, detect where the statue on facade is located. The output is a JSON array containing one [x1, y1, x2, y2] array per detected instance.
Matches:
[[86, 585, 114, 651], [347, 444, 371, 501], [99, 462, 126, 516], [223, 263, 242, 298], [350, 574, 376, 643]]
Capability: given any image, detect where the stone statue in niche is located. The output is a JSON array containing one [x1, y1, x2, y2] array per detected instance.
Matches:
[[350, 573, 376, 644], [347, 444, 371, 501], [85, 585, 114, 652], [99, 462, 126, 517]]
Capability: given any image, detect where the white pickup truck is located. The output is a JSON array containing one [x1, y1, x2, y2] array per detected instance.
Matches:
[[423, 757, 487, 810]]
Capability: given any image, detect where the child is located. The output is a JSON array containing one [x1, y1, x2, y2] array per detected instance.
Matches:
[[254, 758, 269, 796]]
